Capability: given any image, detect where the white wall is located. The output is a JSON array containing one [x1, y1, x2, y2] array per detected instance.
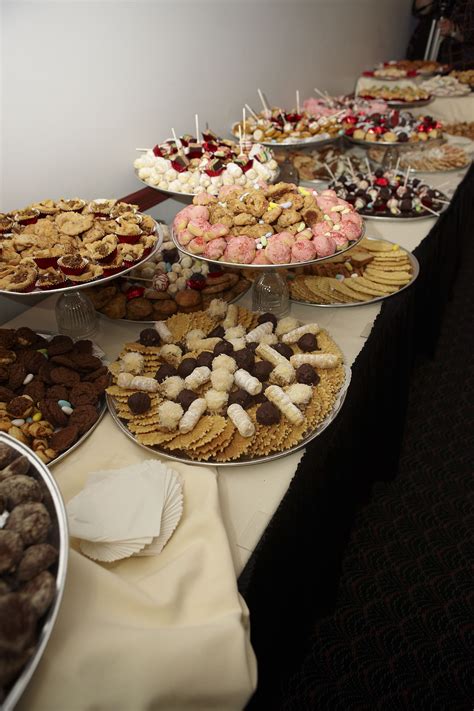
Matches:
[[0, 0, 413, 322]]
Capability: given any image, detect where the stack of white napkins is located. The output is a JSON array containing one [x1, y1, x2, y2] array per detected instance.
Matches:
[[66, 460, 183, 562]]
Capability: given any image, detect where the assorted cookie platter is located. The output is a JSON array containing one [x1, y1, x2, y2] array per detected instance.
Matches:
[[171, 181, 365, 269], [0, 199, 163, 296], [0, 328, 108, 465], [289, 237, 418, 307], [105, 301, 348, 466], [0, 432, 68, 710]]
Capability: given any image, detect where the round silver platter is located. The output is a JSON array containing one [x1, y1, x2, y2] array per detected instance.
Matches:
[[0, 432, 68, 711], [345, 135, 445, 151], [385, 98, 433, 109], [0, 220, 164, 297], [106, 364, 351, 468], [171, 222, 366, 271], [290, 237, 420, 308], [135, 165, 281, 200], [36, 331, 107, 465]]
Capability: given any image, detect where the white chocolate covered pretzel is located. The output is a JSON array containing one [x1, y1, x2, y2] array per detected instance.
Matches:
[[264, 385, 304, 425], [179, 398, 207, 433], [234, 368, 262, 395], [290, 353, 339, 369], [154, 320, 173, 344], [281, 323, 320, 344], [227, 404, 255, 438], [245, 321, 273, 343], [184, 365, 211, 390]]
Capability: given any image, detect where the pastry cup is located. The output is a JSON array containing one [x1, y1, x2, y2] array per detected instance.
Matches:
[[34, 255, 59, 269], [117, 233, 142, 245], [57, 255, 89, 276], [57, 198, 86, 212], [13, 208, 40, 226], [0, 216, 14, 235]]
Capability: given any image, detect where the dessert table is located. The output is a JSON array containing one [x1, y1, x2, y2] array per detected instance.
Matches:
[[2, 164, 470, 709]]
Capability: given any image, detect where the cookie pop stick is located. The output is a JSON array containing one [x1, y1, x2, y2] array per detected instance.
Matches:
[[296, 89, 300, 114], [324, 162, 337, 181], [242, 107, 246, 136], [346, 156, 356, 180], [365, 157, 373, 184], [258, 88, 270, 115], [195, 114, 200, 141], [403, 165, 411, 189], [245, 103, 258, 119], [314, 87, 331, 105], [238, 125, 243, 156], [135, 148, 152, 152]]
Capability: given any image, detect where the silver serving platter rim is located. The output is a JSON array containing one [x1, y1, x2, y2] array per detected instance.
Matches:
[[171, 222, 366, 271], [0, 220, 163, 297], [290, 237, 420, 308], [106, 364, 351, 468], [0, 432, 68, 711], [345, 135, 445, 151]]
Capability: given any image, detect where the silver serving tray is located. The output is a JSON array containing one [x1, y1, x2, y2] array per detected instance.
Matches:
[[345, 135, 445, 151], [171, 221, 366, 271], [386, 98, 433, 109], [106, 364, 351, 467], [0, 221, 164, 297], [0, 432, 68, 711], [290, 237, 419, 308]]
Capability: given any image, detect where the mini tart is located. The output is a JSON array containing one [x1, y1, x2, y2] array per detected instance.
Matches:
[[30, 199, 59, 215], [0, 264, 37, 292], [35, 268, 67, 290], [13, 208, 40, 226], [34, 247, 62, 269], [86, 234, 117, 263], [139, 214, 157, 235], [140, 234, 157, 256], [67, 263, 104, 283], [57, 254, 89, 275], [57, 198, 86, 212], [117, 242, 145, 266], [102, 256, 126, 276], [86, 199, 117, 218], [115, 221, 143, 243], [110, 202, 139, 218], [0, 215, 13, 234]]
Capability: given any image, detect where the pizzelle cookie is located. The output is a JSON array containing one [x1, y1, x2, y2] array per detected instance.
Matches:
[[107, 298, 346, 464]]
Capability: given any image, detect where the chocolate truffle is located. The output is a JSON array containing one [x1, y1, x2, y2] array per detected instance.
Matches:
[[234, 348, 255, 372], [5, 502, 51, 545], [177, 358, 197, 379], [0, 475, 42, 510], [139, 328, 160, 347], [0, 530, 24, 574], [296, 364, 320, 385], [155, 363, 177, 382], [128, 392, 151, 415], [297, 333, 318, 352], [256, 402, 281, 425], [214, 340, 233, 357], [176, 389, 198, 411], [208, 325, 225, 338], [257, 312, 278, 330], [273, 342, 293, 360], [196, 351, 214, 369], [228, 389, 252, 409], [17, 543, 58, 582], [252, 361, 273, 382]]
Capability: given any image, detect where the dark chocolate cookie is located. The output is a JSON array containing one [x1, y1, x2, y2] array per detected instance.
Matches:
[[49, 425, 79, 453], [23, 379, 46, 403], [0, 386, 15, 403], [46, 335, 74, 356], [68, 405, 99, 435], [50, 367, 80, 386], [45, 385, 69, 402], [15, 327, 39, 348], [8, 363, 27, 392], [16, 543, 58, 583], [38, 399, 69, 428], [5, 502, 51, 546], [69, 383, 98, 407]]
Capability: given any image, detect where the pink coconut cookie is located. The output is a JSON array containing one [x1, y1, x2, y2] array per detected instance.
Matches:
[[313, 234, 336, 258], [291, 240, 317, 263], [204, 237, 227, 259], [188, 237, 206, 254], [204, 223, 229, 241], [224, 236, 256, 264], [187, 217, 212, 237], [265, 237, 292, 264], [252, 250, 271, 265]]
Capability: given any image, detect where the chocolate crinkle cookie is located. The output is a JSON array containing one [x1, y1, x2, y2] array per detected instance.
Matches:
[[0, 455, 30, 481], [0, 531, 24, 574], [16, 544, 58, 583], [0, 443, 16, 470], [0, 475, 43, 510], [5, 502, 51, 546], [20, 570, 56, 618], [0, 593, 36, 655]]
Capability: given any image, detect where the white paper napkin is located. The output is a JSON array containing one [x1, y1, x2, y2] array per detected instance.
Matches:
[[67, 460, 183, 562]]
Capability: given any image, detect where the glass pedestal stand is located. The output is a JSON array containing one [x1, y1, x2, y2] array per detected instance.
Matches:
[[55, 290, 98, 338], [251, 269, 289, 317]]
